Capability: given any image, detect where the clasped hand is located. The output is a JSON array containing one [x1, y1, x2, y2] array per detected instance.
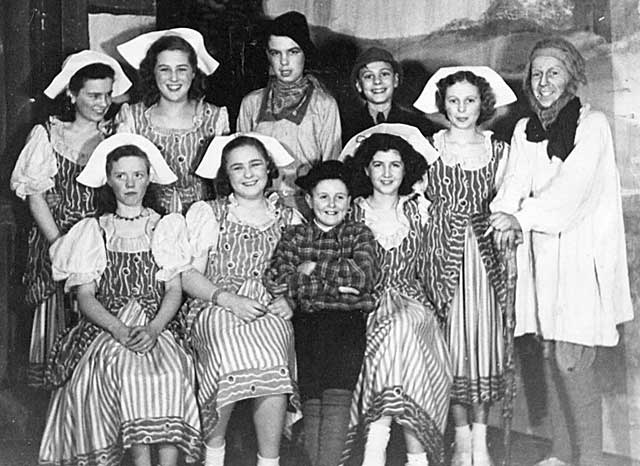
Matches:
[[113, 325, 160, 354], [224, 293, 293, 322]]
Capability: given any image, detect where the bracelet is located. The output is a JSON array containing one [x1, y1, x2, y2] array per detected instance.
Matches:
[[210, 287, 225, 305]]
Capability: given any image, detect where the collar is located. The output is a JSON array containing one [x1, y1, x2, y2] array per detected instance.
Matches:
[[311, 218, 345, 240]]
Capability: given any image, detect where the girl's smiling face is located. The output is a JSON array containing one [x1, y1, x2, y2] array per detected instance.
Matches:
[[366, 149, 405, 196], [225, 145, 269, 199], [154, 49, 195, 103]]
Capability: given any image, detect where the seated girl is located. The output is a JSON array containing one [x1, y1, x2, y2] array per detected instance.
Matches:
[[39, 133, 201, 466]]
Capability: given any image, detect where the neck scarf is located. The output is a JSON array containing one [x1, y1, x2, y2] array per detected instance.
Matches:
[[257, 74, 314, 125], [525, 94, 581, 162]]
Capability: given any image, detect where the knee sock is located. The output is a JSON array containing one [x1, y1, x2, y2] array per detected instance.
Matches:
[[471, 423, 492, 464], [454, 425, 471, 450], [204, 443, 225, 466], [303, 399, 322, 466], [362, 419, 391, 466], [256, 453, 280, 466], [471, 422, 487, 450], [318, 389, 352, 466], [406, 451, 429, 465]]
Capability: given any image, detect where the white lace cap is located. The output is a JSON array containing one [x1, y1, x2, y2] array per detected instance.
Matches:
[[117, 28, 219, 75], [196, 133, 294, 179], [44, 50, 132, 98], [77, 133, 177, 187], [413, 65, 516, 114], [339, 123, 438, 164]]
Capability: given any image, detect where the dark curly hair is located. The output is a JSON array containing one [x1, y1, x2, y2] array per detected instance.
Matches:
[[138, 35, 206, 107], [345, 133, 428, 199], [213, 136, 279, 198], [95, 144, 163, 215], [435, 70, 496, 125], [58, 63, 115, 122]]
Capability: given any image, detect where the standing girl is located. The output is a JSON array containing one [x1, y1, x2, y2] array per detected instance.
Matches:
[[413, 67, 516, 466], [116, 28, 229, 213], [10, 50, 131, 387]]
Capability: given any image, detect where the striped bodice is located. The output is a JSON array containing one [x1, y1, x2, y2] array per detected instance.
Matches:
[[97, 247, 163, 318], [423, 139, 508, 321], [24, 150, 97, 306], [51, 152, 97, 230], [352, 198, 429, 305], [128, 102, 228, 213], [204, 199, 290, 298]]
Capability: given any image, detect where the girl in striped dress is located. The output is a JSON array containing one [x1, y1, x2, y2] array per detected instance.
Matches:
[[340, 129, 452, 466], [10, 50, 131, 387], [39, 134, 201, 466], [181, 134, 302, 466], [116, 28, 229, 214], [413, 67, 516, 466]]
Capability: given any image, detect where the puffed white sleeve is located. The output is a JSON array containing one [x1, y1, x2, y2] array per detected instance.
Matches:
[[114, 103, 136, 133], [152, 213, 193, 281], [185, 201, 219, 260], [10, 125, 58, 200], [49, 218, 106, 292]]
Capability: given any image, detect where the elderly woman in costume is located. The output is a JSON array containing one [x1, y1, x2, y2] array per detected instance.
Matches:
[[180, 133, 303, 466], [39, 134, 201, 466], [489, 37, 633, 466], [341, 47, 438, 144], [236, 11, 342, 213], [10, 50, 131, 388], [339, 124, 451, 466], [413, 66, 516, 466], [116, 27, 230, 213]]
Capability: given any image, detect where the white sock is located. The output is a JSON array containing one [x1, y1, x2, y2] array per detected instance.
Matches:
[[455, 425, 472, 450], [362, 420, 391, 466], [205, 442, 225, 466], [406, 451, 429, 465], [471, 422, 488, 448], [256, 453, 280, 466]]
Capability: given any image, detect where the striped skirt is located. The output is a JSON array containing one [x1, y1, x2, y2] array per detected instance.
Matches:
[[447, 225, 505, 405], [39, 300, 202, 466], [188, 279, 299, 438], [340, 289, 452, 466], [28, 288, 69, 387]]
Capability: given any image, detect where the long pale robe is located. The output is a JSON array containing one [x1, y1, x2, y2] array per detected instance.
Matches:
[[491, 109, 633, 347]]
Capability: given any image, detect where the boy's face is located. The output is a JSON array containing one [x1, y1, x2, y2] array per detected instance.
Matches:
[[306, 179, 351, 230], [355, 60, 398, 106], [267, 35, 305, 84]]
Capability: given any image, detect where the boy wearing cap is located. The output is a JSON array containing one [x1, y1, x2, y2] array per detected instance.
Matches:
[[264, 160, 376, 466], [237, 11, 342, 214], [341, 47, 438, 144]]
